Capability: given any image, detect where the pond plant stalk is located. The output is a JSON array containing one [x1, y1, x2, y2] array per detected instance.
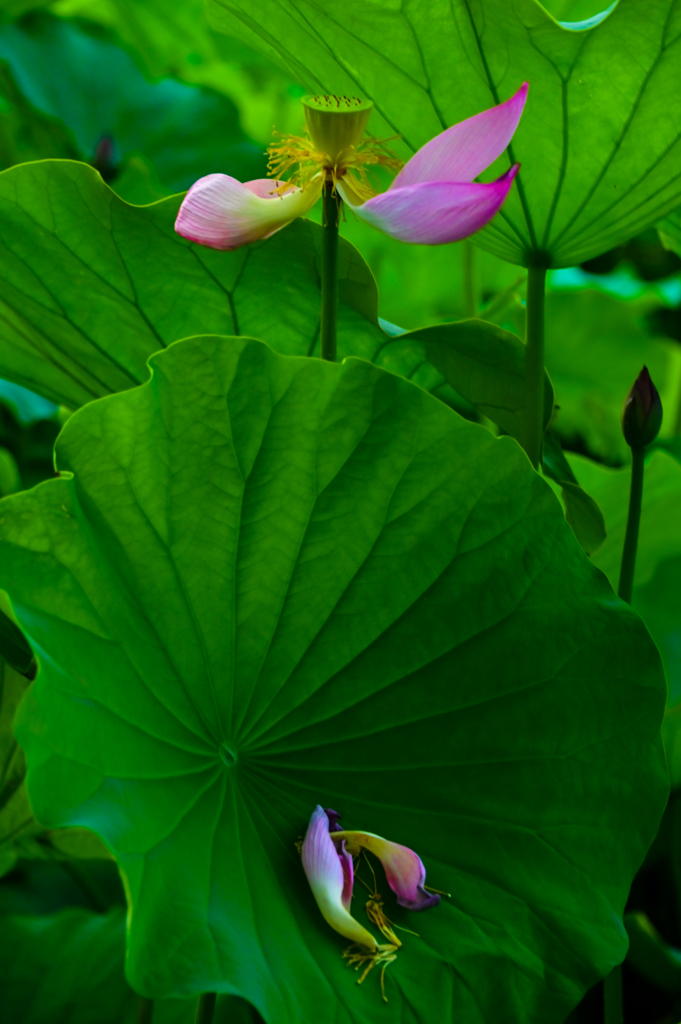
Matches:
[[604, 367, 663, 1023], [321, 182, 341, 362], [617, 367, 663, 605], [617, 444, 645, 605], [136, 996, 154, 1024], [194, 992, 217, 1024], [523, 262, 547, 469]]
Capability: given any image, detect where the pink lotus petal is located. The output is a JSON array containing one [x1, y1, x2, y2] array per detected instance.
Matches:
[[392, 83, 528, 189], [301, 807, 377, 949], [175, 174, 322, 250], [335, 830, 439, 912], [339, 165, 519, 245]]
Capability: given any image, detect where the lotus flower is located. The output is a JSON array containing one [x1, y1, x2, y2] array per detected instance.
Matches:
[[175, 85, 528, 250], [334, 829, 440, 911], [622, 366, 663, 448], [301, 805, 440, 947], [301, 805, 377, 949]]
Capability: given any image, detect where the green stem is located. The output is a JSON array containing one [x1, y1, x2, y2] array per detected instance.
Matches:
[[523, 264, 547, 469], [194, 993, 217, 1024], [617, 446, 645, 604], [462, 238, 477, 318], [603, 964, 623, 1024], [136, 996, 155, 1024], [605, 448, 645, 1024], [320, 184, 340, 362]]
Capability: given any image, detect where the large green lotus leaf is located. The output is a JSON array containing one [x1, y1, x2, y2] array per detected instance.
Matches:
[[1, 908, 141, 1024], [565, 449, 681, 704], [0, 62, 80, 169], [50, 0, 306, 144], [401, 319, 554, 443], [0, 654, 112, 873], [0, 905, 265, 1022], [506, 286, 676, 464], [0, 335, 667, 1022], [0, 157, 541, 428], [209, 0, 681, 268], [0, 657, 35, 875], [0, 158, 473, 418], [0, 906, 227, 1023], [51, 0, 215, 80], [0, 160, 386, 408], [0, 13, 266, 193]]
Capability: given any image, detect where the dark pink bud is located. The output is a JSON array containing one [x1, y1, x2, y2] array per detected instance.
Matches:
[[622, 366, 662, 448]]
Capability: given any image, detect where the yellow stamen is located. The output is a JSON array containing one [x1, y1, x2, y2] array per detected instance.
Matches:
[[357, 852, 419, 942], [266, 94, 403, 204], [425, 885, 452, 897], [342, 942, 399, 1003]]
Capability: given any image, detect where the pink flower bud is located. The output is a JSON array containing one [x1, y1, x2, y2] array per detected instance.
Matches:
[[622, 366, 663, 448]]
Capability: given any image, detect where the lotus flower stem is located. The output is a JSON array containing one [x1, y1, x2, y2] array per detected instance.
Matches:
[[617, 445, 644, 604], [603, 963, 623, 1024], [194, 993, 217, 1024], [321, 184, 341, 362], [462, 239, 477, 318], [523, 264, 547, 469], [135, 997, 154, 1024], [617, 367, 663, 603]]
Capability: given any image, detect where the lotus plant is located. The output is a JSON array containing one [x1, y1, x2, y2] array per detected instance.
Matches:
[[175, 85, 528, 251], [300, 805, 444, 1000], [175, 85, 527, 363]]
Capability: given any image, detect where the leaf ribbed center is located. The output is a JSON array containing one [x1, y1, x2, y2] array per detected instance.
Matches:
[[219, 743, 237, 767]]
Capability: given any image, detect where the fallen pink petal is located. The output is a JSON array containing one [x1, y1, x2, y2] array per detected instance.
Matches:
[[301, 805, 377, 949], [331, 828, 441, 911]]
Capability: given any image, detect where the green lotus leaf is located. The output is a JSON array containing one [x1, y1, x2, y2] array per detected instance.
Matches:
[[0, 160, 385, 408], [0, 13, 266, 194], [0, 655, 112, 873], [0, 657, 35, 876], [0, 904, 264, 1022], [0, 159, 475, 417], [0, 61, 80, 169], [396, 319, 554, 443], [48, 0, 306, 145], [541, 433, 607, 556], [0, 906, 221, 1023], [209, 0, 681, 268], [0, 334, 667, 1022]]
